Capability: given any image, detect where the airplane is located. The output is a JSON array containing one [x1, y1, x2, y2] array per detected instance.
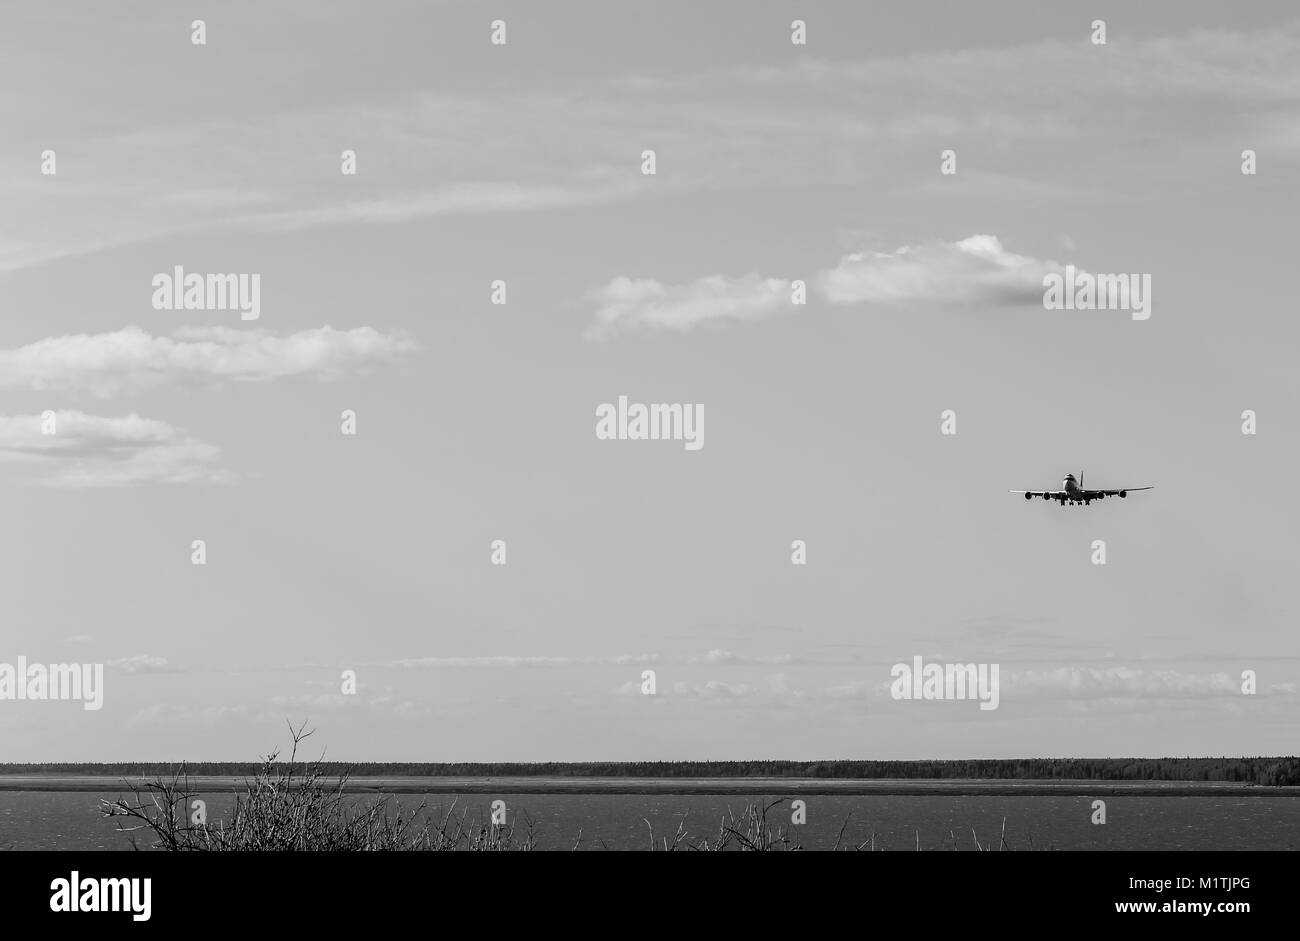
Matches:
[[1010, 472, 1153, 506]]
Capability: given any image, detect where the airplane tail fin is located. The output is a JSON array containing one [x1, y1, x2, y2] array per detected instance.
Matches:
[[1080, 470, 1084, 490]]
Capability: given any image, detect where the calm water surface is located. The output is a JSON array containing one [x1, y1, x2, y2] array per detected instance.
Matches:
[[3, 791, 1298, 850]]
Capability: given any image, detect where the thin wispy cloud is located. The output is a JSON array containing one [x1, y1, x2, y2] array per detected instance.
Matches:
[[630, 25, 1300, 112], [130, 703, 252, 728], [131, 695, 435, 728], [6, 22, 1295, 273], [241, 179, 653, 233], [0, 325, 418, 397]]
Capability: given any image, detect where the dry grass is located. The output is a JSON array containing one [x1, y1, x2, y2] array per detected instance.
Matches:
[[639, 802, 1037, 851], [640, 796, 804, 851], [99, 723, 1046, 851], [100, 722, 537, 851]]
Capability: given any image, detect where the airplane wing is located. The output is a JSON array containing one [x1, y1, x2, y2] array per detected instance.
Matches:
[[1092, 486, 1154, 496], [1009, 490, 1064, 498]]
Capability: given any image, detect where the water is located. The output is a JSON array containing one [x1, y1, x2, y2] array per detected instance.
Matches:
[[2, 790, 1298, 850]]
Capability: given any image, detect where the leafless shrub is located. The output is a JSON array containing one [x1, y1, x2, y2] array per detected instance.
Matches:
[[99, 721, 537, 851], [98, 725, 1040, 852]]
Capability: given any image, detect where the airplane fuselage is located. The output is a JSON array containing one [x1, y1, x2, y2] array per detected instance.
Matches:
[[1061, 475, 1100, 503]]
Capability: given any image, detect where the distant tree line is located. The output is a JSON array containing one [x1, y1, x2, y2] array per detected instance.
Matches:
[[5, 757, 1298, 784]]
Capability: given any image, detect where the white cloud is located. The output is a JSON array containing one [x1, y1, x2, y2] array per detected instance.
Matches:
[[612, 672, 806, 702], [383, 652, 803, 669], [676, 679, 754, 699], [692, 649, 798, 666], [1004, 667, 1286, 700], [0, 411, 229, 487], [269, 692, 365, 712], [0, 325, 418, 398], [384, 654, 660, 669], [816, 235, 1063, 306], [825, 680, 889, 700], [672, 673, 807, 702], [106, 654, 179, 674], [823, 665, 1293, 704], [586, 273, 794, 338], [588, 235, 1067, 335]]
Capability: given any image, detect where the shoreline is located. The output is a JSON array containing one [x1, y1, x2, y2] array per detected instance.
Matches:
[[2, 775, 1299, 797]]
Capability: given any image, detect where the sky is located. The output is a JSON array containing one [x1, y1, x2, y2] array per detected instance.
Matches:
[[1, 0, 1297, 762]]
